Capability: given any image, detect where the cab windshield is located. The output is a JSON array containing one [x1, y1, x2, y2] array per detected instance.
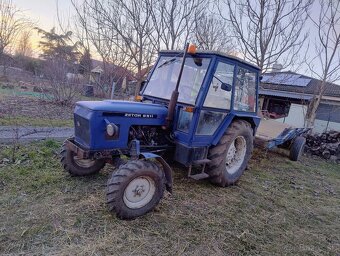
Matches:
[[143, 56, 211, 105]]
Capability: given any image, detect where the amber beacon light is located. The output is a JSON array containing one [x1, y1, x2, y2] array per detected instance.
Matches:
[[135, 95, 143, 101], [187, 44, 197, 54]]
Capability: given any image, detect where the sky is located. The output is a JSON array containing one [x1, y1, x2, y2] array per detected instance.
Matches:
[[14, 0, 72, 30], [14, 0, 322, 28], [12, 0, 339, 85], [13, 0, 74, 52]]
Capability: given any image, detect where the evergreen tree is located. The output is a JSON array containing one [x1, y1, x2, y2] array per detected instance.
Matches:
[[36, 27, 79, 62], [78, 48, 92, 74]]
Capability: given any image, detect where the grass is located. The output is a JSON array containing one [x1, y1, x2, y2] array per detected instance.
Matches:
[[0, 116, 73, 127], [0, 87, 52, 99], [0, 141, 339, 255]]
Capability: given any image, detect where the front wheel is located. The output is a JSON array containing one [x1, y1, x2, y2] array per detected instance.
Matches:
[[60, 141, 105, 176], [207, 120, 253, 187], [106, 160, 165, 220]]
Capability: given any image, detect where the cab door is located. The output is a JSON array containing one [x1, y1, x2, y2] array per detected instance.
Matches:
[[192, 60, 236, 146]]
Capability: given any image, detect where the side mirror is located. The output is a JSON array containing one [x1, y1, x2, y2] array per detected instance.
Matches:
[[193, 58, 202, 66], [221, 83, 232, 92], [140, 80, 147, 93]]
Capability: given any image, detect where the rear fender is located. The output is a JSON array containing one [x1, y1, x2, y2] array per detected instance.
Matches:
[[212, 114, 261, 146], [140, 152, 173, 193]]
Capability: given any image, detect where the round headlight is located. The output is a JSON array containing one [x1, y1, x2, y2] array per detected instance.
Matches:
[[107, 123, 117, 136]]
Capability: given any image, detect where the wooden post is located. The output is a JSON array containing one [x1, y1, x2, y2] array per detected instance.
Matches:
[[111, 81, 116, 99]]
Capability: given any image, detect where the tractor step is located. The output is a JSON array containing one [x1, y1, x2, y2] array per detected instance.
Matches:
[[189, 172, 209, 180], [192, 159, 211, 165]]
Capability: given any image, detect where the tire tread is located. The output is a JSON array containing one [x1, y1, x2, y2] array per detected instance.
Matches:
[[106, 160, 165, 220], [206, 120, 253, 187], [60, 140, 105, 176]]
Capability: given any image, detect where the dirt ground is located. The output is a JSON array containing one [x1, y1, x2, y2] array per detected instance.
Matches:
[[0, 95, 73, 121], [0, 141, 339, 255], [0, 84, 129, 126]]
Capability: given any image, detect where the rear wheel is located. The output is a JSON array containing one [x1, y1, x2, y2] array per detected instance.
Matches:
[[207, 120, 253, 187], [106, 160, 165, 220], [289, 136, 306, 161], [60, 141, 105, 176]]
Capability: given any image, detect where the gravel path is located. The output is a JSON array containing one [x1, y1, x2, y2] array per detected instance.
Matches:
[[0, 126, 74, 143]]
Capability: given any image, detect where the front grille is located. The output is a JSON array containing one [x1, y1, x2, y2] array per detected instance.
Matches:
[[74, 114, 90, 145]]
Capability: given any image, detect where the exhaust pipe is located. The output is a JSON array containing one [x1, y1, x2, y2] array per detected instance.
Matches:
[[165, 43, 190, 128]]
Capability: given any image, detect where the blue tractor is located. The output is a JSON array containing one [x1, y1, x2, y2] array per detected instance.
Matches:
[[60, 44, 261, 219]]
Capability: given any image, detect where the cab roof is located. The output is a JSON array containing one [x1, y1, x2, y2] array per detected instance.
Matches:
[[159, 50, 261, 71]]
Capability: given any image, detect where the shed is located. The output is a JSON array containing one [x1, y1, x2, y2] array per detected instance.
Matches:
[[259, 71, 340, 133]]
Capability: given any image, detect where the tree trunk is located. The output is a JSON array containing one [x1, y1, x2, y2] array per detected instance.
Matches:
[[306, 96, 321, 127], [306, 80, 326, 128]]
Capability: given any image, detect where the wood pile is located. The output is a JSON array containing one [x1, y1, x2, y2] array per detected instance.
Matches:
[[305, 131, 340, 163]]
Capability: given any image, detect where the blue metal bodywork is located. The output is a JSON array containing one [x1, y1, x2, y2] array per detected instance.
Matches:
[[267, 127, 310, 149], [72, 51, 261, 163], [74, 100, 167, 150]]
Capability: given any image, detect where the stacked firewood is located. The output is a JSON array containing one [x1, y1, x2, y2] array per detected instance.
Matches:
[[305, 131, 340, 163]]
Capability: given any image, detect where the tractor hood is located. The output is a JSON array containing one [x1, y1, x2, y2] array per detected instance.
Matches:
[[74, 100, 168, 150], [76, 100, 168, 118]]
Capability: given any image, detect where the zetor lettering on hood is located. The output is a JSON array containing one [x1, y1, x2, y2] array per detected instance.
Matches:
[[124, 113, 156, 118]]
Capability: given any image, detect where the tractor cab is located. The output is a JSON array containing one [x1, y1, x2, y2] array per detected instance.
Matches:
[[141, 50, 261, 166]]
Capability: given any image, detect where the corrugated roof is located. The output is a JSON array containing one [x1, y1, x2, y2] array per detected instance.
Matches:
[[261, 71, 340, 97]]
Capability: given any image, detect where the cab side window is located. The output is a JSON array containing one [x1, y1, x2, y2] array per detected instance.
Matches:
[[234, 67, 256, 112], [203, 62, 234, 110], [196, 61, 234, 135]]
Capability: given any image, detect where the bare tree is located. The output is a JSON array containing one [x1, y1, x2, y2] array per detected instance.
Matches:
[[219, 0, 313, 72], [69, 0, 223, 96], [36, 27, 82, 105], [70, 0, 157, 96], [109, 0, 157, 94], [149, 0, 207, 50], [68, 1, 128, 96], [43, 58, 83, 105], [306, 0, 340, 127], [72, 0, 214, 95], [0, 0, 29, 75], [194, 13, 234, 53], [15, 30, 33, 57]]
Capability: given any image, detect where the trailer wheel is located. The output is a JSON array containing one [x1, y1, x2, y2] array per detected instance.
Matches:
[[106, 160, 165, 220], [60, 141, 105, 176], [207, 120, 253, 187], [289, 136, 306, 161]]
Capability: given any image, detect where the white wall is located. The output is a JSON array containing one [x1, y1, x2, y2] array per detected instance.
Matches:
[[313, 120, 340, 133], [276, 103, 307, 127], [275, 103, 340, 132]]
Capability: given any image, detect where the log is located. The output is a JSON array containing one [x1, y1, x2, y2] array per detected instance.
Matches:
[[322, 150, 331, 160]]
